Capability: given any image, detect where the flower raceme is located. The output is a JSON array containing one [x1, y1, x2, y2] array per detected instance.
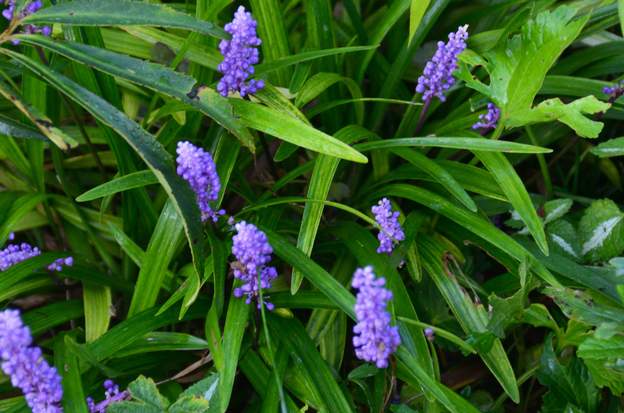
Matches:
[[217, 6, 264, 97], [0, 309, 63, 413], [175, 141, 224, 223], [372, 198, 405, 255], [86, 380, 128, 413], [231, 221, 277, 309], [2, 0, 51, 43], [416, 25, 469, 103], [472, 102, 500, 131], [0, 241, 73, 272], [352, 266, 401, 368]]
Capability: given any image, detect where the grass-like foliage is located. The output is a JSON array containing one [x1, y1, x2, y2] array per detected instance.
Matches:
[[1, 1, 624, 412]]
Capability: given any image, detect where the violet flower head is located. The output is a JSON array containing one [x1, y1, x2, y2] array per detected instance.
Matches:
[[2, 0, 51, 42], [352, 266, 401, 368], [0, 242, 41, 271], [0, 309, 63, 413], [372, 198, 405, 255], [472, 102, 500, 131], [416, 25, 469, 102], [603, 81, 624, 101], [47, 257, 74, 272], [217, 6, 264, 97], [176, 141, 225, 223], [231, 221, 277, 309], [86, 379, 129, 413]]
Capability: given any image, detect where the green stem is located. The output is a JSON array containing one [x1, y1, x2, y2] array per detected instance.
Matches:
[[397, 317, 476, 355], [525, 125, 552, 199]]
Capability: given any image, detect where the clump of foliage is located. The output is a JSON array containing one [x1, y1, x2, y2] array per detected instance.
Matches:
[[1, 1, 624, 412]]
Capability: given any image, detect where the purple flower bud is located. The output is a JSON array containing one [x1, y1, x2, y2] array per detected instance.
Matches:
[[86, 380, 128, 413], [424, 327, 435, 341], [217, 6, 264, 97], [231, 220, 277, 309], [352, 266, 401, 368], [416, 25, 469, 103], [603, 81, 624, 101], [372, 198, 405, 255], [0, 242, 41, 271], [472, 102, 500, 131], [0, 309, 63, 413], [176, 141, 225, 222], [47, 256, 73, 272]]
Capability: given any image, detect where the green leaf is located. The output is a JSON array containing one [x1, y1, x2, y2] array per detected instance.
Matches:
[[83, 284, 111, 342], [506, 96, 609, 139], [476, 151, 548, 255], [76, 170, 157, 202], [0, 252, 67, 292], [3, 50, 206, 277], [128, 200, 184, 316], [268, 315, 354, 412], [578, 199, 624, 263], [23, 0, 227, 38], [591, 137, 624, 158], [459, 6, 597, 133], [547, 219, 582, 261], [55, 335, 89, 413], [230, 99, 367, 163], [393, 148, 477, 212], [169, 397, 210, 413], [578, 335, 624, 395], [544, 199, 573, 224], [409, 0, 431, 45], [18, 35, 254, 151], [356, 137, 552, 153]]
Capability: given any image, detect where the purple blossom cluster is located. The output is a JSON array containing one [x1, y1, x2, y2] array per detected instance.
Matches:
[[603, 82, 624, 101], [352, 266, 401, 368], [176, 141, 224, 223], [0, 309, 63, 413], [372, 198, 405, 255], [0, 239, 73, 272], [2, 0, 51, 43], [86, 380, 128, 413], [231, 220, 277, 309], [472, 102, 500, 131], [416, 25, 469, 102], [217, 6, 264, 97], [0, 242, 41, 270]]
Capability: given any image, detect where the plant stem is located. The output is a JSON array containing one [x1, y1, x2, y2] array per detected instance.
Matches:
[[525, 125, 552, 199], [414, 98, 432, 135]]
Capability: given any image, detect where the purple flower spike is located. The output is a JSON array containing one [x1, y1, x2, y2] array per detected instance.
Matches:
[[47, 257, 74, 272], [231, 221, 277, 309], [372, 198, 405, 255], [603, 81, 624, 102], [0, 242, 41, 271], [352, 266, 401, 368], [416, 25, 469, 102], [176, 141, 225, 223], [2, 0, 50, 36], [86, 379, 129, 413], [217, 6, 264, 97], [472, 102, 500, 131], [0, 309, 63, 413]]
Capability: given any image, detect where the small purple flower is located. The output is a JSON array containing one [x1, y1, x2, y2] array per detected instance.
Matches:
[[0, 309, 63, 413], [352, 266, 401, 368], [176, 141, 224, 223], [416, 25, 469, 103], [47, 257, 74, 272], [0, 242, 41, 271], [372, 198, 405, 255], [472, 102, 500, 131], [2, 0, 51, 41], [217, 6, 264, 97], [603, 81, 624, 101], [231, 221, 277, 309], [86, 379, 129, 413], [424, 327, 435, 341]]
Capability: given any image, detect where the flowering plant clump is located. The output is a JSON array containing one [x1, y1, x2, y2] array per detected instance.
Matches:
[[0, 310, 63, 413], [1, 2, 623, 412]]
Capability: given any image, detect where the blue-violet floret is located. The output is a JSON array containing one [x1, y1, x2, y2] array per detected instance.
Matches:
[[416, 25, 469, 102], [472, 102, 500, 131], [231, 220, 277, 309], [176, 141, 224, 222], [217, 6, 264, 97], [372, 198, 405, 255], [352, 266, 401, 368], [0, 309, 63, 413]]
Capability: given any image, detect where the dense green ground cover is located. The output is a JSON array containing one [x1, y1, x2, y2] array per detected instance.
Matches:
[[1, 0, 624, 412]]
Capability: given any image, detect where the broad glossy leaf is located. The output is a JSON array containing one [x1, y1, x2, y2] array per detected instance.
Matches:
[[591, 137, 624, 158]]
